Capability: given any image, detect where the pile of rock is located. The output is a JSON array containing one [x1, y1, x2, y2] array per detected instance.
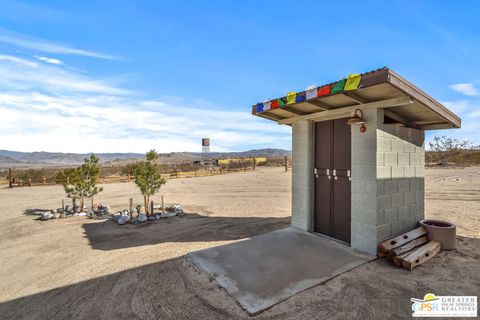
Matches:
[[32, 203, 111, 221], [113, 205, 183, 225]]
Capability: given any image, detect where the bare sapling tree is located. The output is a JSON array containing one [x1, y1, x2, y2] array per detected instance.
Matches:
[[429, 135, 476, 165], [133, 150, 167, 215]]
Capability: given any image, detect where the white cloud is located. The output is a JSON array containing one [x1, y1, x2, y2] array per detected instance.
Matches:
[[450, 83, 479, 96], [0, 29, 118, 60], [0, 55, 290, 153], [0, 56, 132, 95], [442, 100, 471, 114], [35, 55, 62, 65]]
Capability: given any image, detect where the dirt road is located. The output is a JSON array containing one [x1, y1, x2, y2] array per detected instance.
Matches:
[[0, 167, 478, 319]]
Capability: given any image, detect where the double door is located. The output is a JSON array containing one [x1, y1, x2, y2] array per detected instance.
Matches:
[[314, 118, 351, 243]]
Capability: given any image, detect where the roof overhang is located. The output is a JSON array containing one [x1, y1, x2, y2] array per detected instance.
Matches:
[[251, 68, 461, 130]]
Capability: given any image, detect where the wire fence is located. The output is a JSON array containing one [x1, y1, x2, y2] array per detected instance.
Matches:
[[1, 166, 257, 188]]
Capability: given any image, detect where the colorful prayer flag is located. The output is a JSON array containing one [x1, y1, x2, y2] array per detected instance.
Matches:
[[256, 103, 264, 113], [295, 92, 306, 103], [263, 100, 271, 111], [317, 85, 331, 97], [331, 78, 346, 94], [286, 92, 297, 104], [305, 85, 317, 100], [344, 74, 361, 91]]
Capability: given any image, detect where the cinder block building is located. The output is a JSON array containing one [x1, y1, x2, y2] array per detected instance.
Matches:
[[252, 68, 460, 255]]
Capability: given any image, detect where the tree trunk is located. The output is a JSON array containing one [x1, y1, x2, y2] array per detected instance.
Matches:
[[144, 195, 148, 215], [80, 197, 84, 211]]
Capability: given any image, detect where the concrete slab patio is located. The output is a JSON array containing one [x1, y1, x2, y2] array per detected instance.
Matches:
[[186, 227, 375, 315]]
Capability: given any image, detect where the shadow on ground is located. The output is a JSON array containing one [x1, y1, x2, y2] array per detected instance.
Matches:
[[82, 212, 290, 251], [1, 236, 478, 320]]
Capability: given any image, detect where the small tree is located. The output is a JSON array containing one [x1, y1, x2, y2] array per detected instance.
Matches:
[[77, 154, 103, 208], [133, 150, 167, 215], [56, 155, 103, 210], [56, 167, 82, 209], [429, 136, 475, 165]]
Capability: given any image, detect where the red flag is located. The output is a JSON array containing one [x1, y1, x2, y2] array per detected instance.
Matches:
[[317, 85, 331, 97]]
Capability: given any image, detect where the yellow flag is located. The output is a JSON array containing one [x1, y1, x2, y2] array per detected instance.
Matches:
[[344, 74, 361, 91], [286, 92, 297, 104]]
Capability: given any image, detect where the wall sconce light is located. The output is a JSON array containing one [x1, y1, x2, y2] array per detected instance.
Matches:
[[347, 108, 366, 133]]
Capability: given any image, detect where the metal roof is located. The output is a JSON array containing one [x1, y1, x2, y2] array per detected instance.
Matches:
[[251, 67, 461, 130]]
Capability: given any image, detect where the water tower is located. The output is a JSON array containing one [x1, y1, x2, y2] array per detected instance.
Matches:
[[202, 138, 210, 160]]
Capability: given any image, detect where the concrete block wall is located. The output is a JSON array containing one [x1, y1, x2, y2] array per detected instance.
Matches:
[[291, 120, 314, 232], [351, 109, 425, 255]]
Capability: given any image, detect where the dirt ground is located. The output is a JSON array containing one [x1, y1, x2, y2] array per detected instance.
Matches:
[[0, 166, 478, 319]]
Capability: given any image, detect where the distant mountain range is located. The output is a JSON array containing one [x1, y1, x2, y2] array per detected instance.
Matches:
[[0, 149, 291, 168]]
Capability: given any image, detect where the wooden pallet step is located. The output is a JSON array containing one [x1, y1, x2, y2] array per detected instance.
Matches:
[[379, 226, 427, 253], [393, 236, 429, 256], [402, 240, 441, 271]]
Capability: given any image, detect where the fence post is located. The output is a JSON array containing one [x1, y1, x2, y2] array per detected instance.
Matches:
[[28, 178, 32, 187], [150, 200, 154, 216], [285, 156, 288, 172], [253, 158, 256, 171], [127, 174, 130, 182], [42, 176, 46, 185], [62, 199, 65, 211], [129, 198, 133, 213], [161, 195, 164, 213], [8, 168, 12, 188], [91, 197, 94, 210]]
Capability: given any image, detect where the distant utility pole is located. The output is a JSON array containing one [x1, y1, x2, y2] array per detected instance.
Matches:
[[285, 156, 288, 172]]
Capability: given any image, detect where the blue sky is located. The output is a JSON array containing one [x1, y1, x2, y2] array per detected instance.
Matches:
[[0, 1, 479, 153]]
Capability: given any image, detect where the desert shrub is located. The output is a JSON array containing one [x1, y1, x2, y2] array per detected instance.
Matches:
[[428, 136, 478, 165]]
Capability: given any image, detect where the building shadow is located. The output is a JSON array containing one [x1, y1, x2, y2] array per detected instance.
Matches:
[[82, 212, 290, 251], [0, 236, 478, 320]]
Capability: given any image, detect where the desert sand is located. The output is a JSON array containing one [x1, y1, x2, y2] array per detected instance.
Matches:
[[0, 166, 478, 319]]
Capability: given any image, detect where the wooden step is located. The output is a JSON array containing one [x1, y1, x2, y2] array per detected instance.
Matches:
[[379, 226, 427, 253], [402, 240, 441, 271]]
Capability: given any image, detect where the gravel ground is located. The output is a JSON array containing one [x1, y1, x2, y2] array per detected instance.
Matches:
[[0, 166, 478, 319]]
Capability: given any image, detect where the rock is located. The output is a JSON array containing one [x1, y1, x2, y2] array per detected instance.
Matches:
[[60, 213, 66, 218], [117, 215, 130, 225], [78, 212, 87, 216], [56, 208, 64, 213], [155, 214, 161, 220], [65, 205, 71, 212], [136, 205, 146, 215], [40, 212, 53, 221], [123, 210, 130, 216], [52, 212, 60, 219], [174, 206, 183, 215], [112, 214, 121, 222], [137, 214, 147, 222], [73, 212, 79, 216], [148, 215, 156, 221]]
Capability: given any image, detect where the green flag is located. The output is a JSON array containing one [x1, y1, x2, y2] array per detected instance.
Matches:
[[331, 78, 346, 94]]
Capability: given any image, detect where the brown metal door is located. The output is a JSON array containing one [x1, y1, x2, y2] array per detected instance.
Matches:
[[314, 118, 351, 243], [314, 120, 332, 236], [332, 118, 351, 243]]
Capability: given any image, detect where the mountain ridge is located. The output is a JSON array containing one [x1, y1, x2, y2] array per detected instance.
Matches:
[[0, 148, 291, 167]]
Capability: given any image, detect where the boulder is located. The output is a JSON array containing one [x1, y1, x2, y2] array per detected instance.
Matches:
[[174, 206, 183, 215], [52, 212, 60, 219], [40, 212, 53, 221], [137, 214, 148, 222], [117, 215, 130, 225], [148, 215, 156, 221], [155, 214, 161, 220], [78, 212, 87, 216], [112, 214, 121, 222]]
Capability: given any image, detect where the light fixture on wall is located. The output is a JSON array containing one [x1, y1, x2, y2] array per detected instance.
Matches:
[[347, 108, 367, 133]]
